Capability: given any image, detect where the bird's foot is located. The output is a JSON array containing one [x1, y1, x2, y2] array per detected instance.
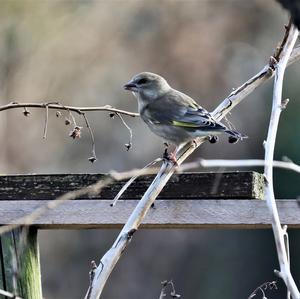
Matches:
[[191, 139, 198, 148], [208, 135, 219, 144], [163, 148, 178, 166]]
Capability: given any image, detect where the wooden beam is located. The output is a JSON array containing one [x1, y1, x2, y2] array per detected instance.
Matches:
[[0, 199, 299, 229], [0, 172, 264, 200]]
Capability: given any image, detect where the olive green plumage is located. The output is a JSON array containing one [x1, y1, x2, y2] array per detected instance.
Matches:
[[124, 72, 246, 146]]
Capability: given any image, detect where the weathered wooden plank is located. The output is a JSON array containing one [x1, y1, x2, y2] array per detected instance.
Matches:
[[0, 200, 299, 228], [0, 228, 42, 299], [0, 172, 264, 200]]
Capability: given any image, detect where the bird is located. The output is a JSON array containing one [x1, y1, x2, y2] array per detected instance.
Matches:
[[124, 72, 246, 163]]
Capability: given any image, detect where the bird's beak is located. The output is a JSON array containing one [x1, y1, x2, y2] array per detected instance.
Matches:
[[124, 81, 138, 92]]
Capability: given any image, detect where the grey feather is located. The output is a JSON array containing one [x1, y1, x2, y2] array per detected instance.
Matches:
[[124, 72, 247, 145]]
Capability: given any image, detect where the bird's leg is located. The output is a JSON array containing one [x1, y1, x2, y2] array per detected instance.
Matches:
[[191, 139, 198, 147], [164, 142, 169, 148], [163, 142, 170, 160], [167, 150, 178, 165], [163, 144, 178, 165]]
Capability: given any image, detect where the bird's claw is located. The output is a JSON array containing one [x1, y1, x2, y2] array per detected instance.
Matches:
[[163, 149, 178, 166]]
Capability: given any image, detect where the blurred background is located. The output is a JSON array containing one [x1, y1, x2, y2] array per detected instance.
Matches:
[[0, 0, 299, 298]]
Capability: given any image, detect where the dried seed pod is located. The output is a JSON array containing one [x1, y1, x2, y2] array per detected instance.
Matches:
[[65, 118, 71, 125], [23, 108, 31, 117], [88, 156, 97, 163], [124, 143, 132, 151], [69, 126, 82, 139]]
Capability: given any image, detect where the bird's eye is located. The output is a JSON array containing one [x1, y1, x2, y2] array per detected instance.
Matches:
[[137, 78, 148, 85]]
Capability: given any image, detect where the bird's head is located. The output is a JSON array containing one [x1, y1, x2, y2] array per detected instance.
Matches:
[[124, 72, 170, 101]]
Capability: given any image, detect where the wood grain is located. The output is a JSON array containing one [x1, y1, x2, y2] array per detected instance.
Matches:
[[0, 172, 264, 200], [0, 199, 299, 229], [0, 228, 42, 299]]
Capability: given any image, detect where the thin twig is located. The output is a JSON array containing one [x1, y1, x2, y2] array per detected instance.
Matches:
[[159, 280, 181, 299], [43, 104, 49, 139], [1, 101, 136, 160], [263, 23, 299, 298], [0, 102, 138, 117], [82, 112, 97, 162], [115, 112, 133, 151], [180, 158, 300, 173], [110, 157, 163, 206], [68, 110, 77, 126], [273, 19, 293, 62], [248, 281, 278, 299]]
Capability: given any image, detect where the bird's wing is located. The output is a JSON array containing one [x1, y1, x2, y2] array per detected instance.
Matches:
[[144, 90, 225, 131]]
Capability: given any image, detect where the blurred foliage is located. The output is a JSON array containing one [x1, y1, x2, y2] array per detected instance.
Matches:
[[0, 0, 299, 298]]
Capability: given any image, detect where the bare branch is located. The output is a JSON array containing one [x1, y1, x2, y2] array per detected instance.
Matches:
[[180, 158, 300, 174], [85, 28, 300, 299], [0, 102, 138, 117], [0, 101, 137, 161], [263, 23, 299, 298], [212, 44, 300, 121], [110, 157, 163, 206]]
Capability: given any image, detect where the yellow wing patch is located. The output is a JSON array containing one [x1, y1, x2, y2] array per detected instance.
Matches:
[[172, 120, 198, 128], [189, 102, 199, 110]]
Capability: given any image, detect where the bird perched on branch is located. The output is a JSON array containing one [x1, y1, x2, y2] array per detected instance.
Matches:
[[124, 72, 246, 163]]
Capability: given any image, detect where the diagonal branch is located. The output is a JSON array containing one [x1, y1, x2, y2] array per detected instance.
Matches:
[[85, 29, 300, 299], [263, 23, 299, 298], [212, 44, 300, 120]]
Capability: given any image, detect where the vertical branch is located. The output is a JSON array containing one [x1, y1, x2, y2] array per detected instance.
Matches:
[[264, 23, 299, 298]]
